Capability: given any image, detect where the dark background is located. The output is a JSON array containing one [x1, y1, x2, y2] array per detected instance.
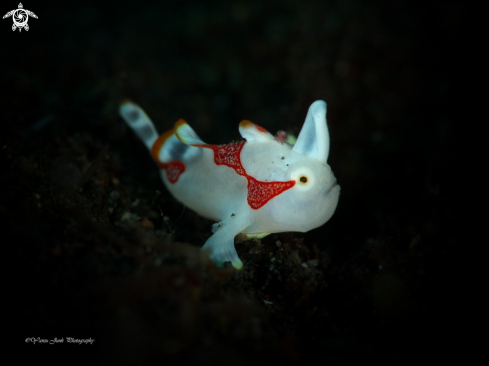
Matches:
[[1, 0, 465, 364]]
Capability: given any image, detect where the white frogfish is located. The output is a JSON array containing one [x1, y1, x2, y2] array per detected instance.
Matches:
[[119, 100, 340, 269]]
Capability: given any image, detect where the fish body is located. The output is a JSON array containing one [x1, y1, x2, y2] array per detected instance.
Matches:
[[119, 100, 340, 269]]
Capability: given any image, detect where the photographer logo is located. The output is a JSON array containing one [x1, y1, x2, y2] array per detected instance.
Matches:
[[3, 3, 38, 32]]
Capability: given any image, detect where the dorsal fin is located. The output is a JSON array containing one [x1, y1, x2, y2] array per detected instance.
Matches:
[[293, 100, 330, 163], [239, 120, 274, 142], [174, 119, 207, 146]]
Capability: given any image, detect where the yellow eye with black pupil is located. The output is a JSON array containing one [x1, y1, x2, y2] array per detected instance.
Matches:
[[299, 176, 308, 183]]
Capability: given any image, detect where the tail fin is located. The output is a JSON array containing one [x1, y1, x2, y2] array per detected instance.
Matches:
[[119, 100, 159, 150]]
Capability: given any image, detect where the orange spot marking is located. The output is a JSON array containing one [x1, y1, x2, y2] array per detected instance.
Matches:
[[174, 119, 189, 144], [151, 129, 174, 162], [247, 177, 295, 209], [174, 119, 188, 129], [240, 120, 269, 133], [160, 161, 185, 184], [119, 98, 134, 106], [239, 120, 254, 128]]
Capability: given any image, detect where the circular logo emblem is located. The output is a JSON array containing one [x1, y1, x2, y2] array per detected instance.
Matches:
[[12, 9, 28, 27]]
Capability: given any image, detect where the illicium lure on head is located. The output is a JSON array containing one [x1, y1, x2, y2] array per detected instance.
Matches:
[[119, 99, 340, 269]]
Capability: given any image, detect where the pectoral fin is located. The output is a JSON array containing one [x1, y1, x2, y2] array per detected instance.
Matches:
[[202, 218, 248, 270]]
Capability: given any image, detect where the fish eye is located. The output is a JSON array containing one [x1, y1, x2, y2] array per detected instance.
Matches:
[[291, 167, 315, 191]]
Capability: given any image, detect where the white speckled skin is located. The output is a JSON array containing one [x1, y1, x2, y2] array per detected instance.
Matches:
[[161, 143, 248, 222], [120, 100, 340, 269]]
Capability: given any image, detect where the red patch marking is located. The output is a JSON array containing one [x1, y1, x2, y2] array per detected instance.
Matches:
[[247, 177, 295, 209], [160, 161, 185, 183], [206, 140, 295, 209], [209, 141, 246, 176]]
